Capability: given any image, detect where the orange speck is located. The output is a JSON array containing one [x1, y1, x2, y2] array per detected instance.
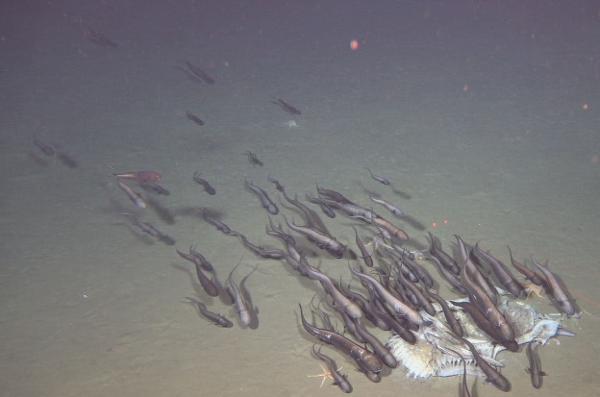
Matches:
[[350, 40, 360, 51]]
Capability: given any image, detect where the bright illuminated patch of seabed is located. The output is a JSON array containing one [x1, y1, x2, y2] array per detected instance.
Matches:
[[387, 293, 573, 379]]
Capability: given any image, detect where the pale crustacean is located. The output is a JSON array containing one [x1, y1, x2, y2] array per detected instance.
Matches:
[[387, 292, 575, 379]]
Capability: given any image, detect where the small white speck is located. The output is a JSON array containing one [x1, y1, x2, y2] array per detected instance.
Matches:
[[283, 120, 298, 129]]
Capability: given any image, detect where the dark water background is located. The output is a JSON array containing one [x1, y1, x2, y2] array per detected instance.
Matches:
[[1, 1, 599, 396]]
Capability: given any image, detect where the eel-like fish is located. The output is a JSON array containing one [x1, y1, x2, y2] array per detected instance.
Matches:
[[299, 304, 383, 376], [183, 297, 233, 328], [311, 345, 353, 393], [526, 340, 546, 389], [193, 172, 216, 195], [245, 179, 278, 215]]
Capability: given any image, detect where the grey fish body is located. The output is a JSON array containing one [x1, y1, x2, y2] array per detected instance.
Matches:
[[193, 260, 219, 297], [226, 267, 252, 326], [299, 305, 383, 374], [445, 347, 472, 397], [188, 247, 214, 272], [401, 256, 435, 289], [526, 340, 546, 389], [455, 239, 499, 303], [396, 275, 435, 316], [185, 111, 205, 126], [202, 212, 236, 236], [352, 319, 398, 368], [462, 337, 511, 392], [176, 248, 212, 272], [184, 297, 233, 328], [427, 254, 468, 294], [461, 264, 515, 342], [266, 219, 300, 260], [184, 61, 215, 84], [267, 175, 285, 192], [306, 194, 336, 218], [316, 185, 354, 204], [117, 180, 146, 209], [369, 195, 403, 216], [472, 245, 524, 298], [349, 266, 423, 326], [272, 98, 301, 115], [428, 233, 460, 274], [282, 190, 330, 236], [372, 217, 409, 241], [302, 264, 363, 319], [193, 172, 216, 195], [341, 287, 389, 330], [365, 167, 391, 185], [534, 261, 578, 316], [507, 246, 545, 286], [352, 226, 374, 267], [428, 290, 464, 337], [335, 310, 363, 343], [371, 301, 417, 344], [284, 217, 345, 258], [238, 233, 285, 259], [245, 179, 278, 214], [244, 151, 263, 166], [451, 301, 518, 352], [311, 345, 353, 393]]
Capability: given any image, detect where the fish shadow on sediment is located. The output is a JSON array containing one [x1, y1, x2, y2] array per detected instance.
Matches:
[[405, 237, 428, 253], [113, 221, 156, 245], [356, 180, 412, 200], [102, 199, 154, 245], [147, 197, 176, 225], [396, 214, 426, 231], [392, 188, 411, 199], [175, 206, 225, 221], [56, 152, 78, 169], [458, 376, 479, 397], [359, 183, 380, 198], [28, 151, 52, 167]]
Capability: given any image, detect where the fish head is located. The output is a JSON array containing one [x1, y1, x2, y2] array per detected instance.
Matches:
[[362, 354, 384, 374]]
